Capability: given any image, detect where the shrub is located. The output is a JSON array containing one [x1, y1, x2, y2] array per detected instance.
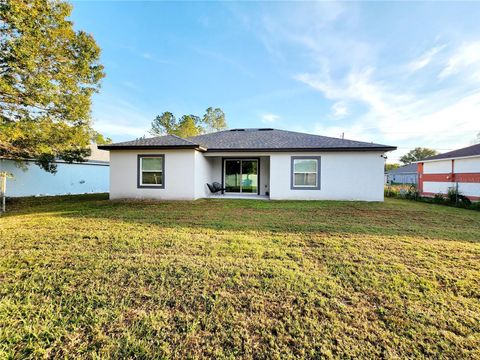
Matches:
[[447, 186, 472, 207], [385, 184, 478, 211], [384, 184, 415, 199], [384, 186, 399, 198], [433, 193, 446, 204], [404, 184, 419, 200]]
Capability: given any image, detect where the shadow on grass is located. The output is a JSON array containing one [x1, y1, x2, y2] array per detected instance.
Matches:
[[3, 193, 480, 243]]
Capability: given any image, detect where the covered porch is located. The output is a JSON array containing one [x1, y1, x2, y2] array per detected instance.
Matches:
[[207, 193, 270, 200], [202, 154, 271, 199]]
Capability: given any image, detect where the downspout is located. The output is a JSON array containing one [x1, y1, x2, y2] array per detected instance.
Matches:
[[452, 159, 458, 205], [451, 159, 455, 183], [418, 162, 424, 195]]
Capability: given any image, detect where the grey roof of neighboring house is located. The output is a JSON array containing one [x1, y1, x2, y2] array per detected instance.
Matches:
[[385, 163, 418, 174], [99, 128, 396, 152], [421, 143, 480, 161]]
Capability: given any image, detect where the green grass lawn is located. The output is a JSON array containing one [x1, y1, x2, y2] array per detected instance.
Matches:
[[1, 195, 479, 358]]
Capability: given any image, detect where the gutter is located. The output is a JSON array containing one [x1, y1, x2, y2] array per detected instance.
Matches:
[[98, 144, 206, 151], [203, 146, 397, 152], [415, 154, 480, 163], [98, 145, 396, 152]]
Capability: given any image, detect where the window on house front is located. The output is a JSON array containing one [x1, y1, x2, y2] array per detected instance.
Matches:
[[291, 156, 321, 190], [138, 155, 164, 188]]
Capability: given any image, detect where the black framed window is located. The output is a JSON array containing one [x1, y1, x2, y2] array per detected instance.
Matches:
[[291, 156, 321, 190], [137, 155, 165, 188]]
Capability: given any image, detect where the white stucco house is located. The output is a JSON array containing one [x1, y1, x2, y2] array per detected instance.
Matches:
[[99, 128, 396, 201]]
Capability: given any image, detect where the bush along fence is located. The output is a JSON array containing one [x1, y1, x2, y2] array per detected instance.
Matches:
[[384, 183, 480, 211]]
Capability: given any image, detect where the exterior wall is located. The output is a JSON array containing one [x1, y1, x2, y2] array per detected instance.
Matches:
[[210, 157, 222, 184], [194, 152, 214, 199], [422, 181, 452, 194], [454, 157, 479, 173], [423, 181, 480, 196], [423, 160, 451, 174], [387, 173, 417, 184], [269, 151, 385, 201], [109, 149, 196, 200], [395, 174, 417, 184], [419, 157, 480, 200], [109, 150, 386, 201], [259, 156, 270, 195], [1, 159, 109, 197]]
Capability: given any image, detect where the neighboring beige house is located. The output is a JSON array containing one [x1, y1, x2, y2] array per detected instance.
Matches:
[[99, 128, 396, 201]]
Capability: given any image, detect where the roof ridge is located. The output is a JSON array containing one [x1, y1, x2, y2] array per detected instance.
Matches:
[[168, 134, 199, 145]]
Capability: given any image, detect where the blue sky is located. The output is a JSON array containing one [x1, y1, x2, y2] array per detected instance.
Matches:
[[71, 1, 480, 162]]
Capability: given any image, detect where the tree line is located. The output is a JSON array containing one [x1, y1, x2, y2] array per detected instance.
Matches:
[[149, 107, 227, 138]]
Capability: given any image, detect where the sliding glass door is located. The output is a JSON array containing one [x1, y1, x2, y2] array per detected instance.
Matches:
[[224, 159, 258, 194]]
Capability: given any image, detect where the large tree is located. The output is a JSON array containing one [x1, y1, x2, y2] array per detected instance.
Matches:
[[473, 132, 480, 145], [92, 131, 112, 145], [385, 163, 400, 171], [149, 107, 227, 138], [400, 147, 438, 164], [0, 0, 105, 172], [202, 106, 227, 133]]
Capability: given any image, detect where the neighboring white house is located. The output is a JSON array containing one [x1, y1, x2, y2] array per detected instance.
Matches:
[[385, 163, 418, 184], [99, 128, 396, 201], [418, 143, 480, 201], [1, 144, 109, 197]]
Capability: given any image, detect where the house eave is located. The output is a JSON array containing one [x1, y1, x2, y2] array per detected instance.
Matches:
[[98, 144, 204, 151], [98, 145, 396, 152], [416, 154, 480, 163], [203, 146, 397, 153]]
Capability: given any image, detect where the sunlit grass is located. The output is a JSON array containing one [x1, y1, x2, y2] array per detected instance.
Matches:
[[1, 194, 479, 358]]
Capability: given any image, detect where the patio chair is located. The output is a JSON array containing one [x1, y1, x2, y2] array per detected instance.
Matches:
[[207, 182, 225, 195]]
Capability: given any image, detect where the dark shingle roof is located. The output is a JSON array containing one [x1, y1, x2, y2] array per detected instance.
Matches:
[[421, 143, 480, 161], [188, 128, 395, 151], [385, 163, 418, 174], [98, 134, 199, 150], [99, 128, 396, 152]]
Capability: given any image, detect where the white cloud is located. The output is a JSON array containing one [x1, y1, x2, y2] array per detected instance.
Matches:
[[407, 45, 445, 72], [297, 66, 480, 162], [92, 95, 151, 139], [261, 113, 280, 123], [248, 4, 479, 152], [141, 51, 174, 65], [439, 41, 480, 79], [94, 122, 147, 138], [331, 102, 348, 117]]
